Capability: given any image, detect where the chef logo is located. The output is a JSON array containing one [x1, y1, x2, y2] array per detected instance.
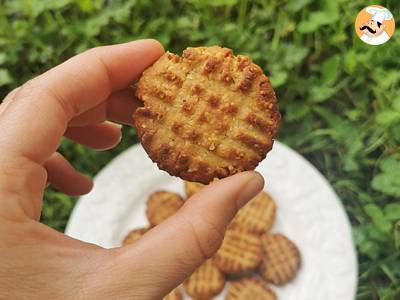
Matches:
[[355, 5, 395, 45]]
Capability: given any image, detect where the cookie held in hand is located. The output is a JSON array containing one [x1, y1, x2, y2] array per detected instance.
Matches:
[[258, 233, 301, 285], [134, 46, 280, 184]]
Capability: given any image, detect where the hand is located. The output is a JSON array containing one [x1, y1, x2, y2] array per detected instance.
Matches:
[[0, 39, 264, 299]]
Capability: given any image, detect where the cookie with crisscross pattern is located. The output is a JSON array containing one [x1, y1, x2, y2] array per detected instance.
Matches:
[[122, 227, 148, 246], [258, 233, 301, 285], [229, 191, 276, 234], [134, 46, 280, 184], [184, 180, 205, 198], [225, 276, 276, 300], [146, 191, 184, 226], [183, 259, 225, 299], [214, 228, 262, 275]]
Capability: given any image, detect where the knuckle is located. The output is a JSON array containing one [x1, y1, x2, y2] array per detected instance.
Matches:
[[20, 76, 79, 118], [18, 78, 40, 97], [3, 87, 20, 101], [81, 46, 112, 96], [85, 46, 105, 55], [183, 214, 224, 260], [83, 47, 100, 58], [199, 217, 225, 255], [17, 78, 46, 101], [49, 86, 80, 117]]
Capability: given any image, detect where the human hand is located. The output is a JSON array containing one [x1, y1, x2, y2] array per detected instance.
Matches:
[[0, 39, 264, 299]]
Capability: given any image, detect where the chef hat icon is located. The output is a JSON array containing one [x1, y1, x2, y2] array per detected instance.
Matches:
[[366, 6, 393, 24]]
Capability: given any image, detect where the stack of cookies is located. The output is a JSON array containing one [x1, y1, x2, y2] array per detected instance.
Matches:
[[122, 181, 301, 299]]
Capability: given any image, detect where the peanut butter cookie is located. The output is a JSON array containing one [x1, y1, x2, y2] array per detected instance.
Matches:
[[229, 191, 276, 234], [225, 276, 276, 300], [184, 180, 205, 198], [122, 227, 148, 246], [146, 191, 184, 226], [134, 46, 280, 184], [214, 228, 262, 275], [258, 233, 301, 285], [184, 259, 225, 299]]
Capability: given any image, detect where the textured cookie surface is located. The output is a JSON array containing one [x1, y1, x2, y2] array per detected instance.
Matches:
[[134, 46, 280, 184], [184, 259, 225, 299], [122, 227, 148, 246], [214, 228, 262, 274], [184, 181, 205, 198], [225, 276, 277, 300], [146, 191, 184, 226], [229, 191, 276, 234], [164, 288, 183, 300], [258, 233, 301, 285]]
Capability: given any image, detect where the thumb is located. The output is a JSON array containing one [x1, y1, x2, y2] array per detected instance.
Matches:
[[89, 171, 263, 299]]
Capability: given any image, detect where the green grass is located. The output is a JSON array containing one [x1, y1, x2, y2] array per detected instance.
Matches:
[[1, 0, 400, 298]]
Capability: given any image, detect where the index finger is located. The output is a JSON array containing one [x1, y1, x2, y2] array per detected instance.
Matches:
[[0, 39, 164, 164]]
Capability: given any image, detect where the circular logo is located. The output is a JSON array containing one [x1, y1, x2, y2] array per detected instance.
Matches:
[[355, 5, 395, 45]]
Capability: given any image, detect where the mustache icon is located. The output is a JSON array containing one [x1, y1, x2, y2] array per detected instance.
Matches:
[[360, 25, 376, 34]]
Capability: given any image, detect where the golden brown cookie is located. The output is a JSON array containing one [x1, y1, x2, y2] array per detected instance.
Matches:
[[134, 46, 280, 184], [225, 276, 277, 300], [146, 191, 184, 226], [184, 181, 205, 198], [183, 259, 225, 299], [122, 227, 148, 246], [229, 191, 276, 234], [258, 233, 301, 285], [164, 288, 183, 300], [214, 228, 262, 275]]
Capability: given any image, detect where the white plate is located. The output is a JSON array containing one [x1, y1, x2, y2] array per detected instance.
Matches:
[[66, 141, 357, 300]]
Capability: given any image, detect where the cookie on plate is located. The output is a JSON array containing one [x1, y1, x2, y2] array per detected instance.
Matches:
[[122, 227, 148, 246], [146, 191, 184, 226], [225, 276, 276, 300], [164, 287, 183, 300], [134, 46, 280, 184], [258, 233, 301, 285], [184, 181, 205, 198], [229, 191, 276, 234], [214, 228, 262, 274], [184, 259, 225, 299]]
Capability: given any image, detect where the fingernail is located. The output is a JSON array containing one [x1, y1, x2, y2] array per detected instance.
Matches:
[[236, 173, 264, 208]]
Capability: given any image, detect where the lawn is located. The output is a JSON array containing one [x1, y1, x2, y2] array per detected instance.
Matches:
[[1, 0, 400, 299]]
